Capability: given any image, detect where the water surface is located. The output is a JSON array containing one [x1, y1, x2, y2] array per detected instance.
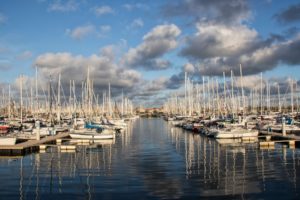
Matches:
[[0, 118, 299, 199]]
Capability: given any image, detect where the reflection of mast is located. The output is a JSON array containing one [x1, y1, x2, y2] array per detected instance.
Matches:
[[292, 149, 296, 190], [203, 137, 206, 183], [19, 157, 23, 200], [225, 148, 228, 195], [232, 151, 236, 195], [57, 150, 62, 193], [242, 147, 246, 199], [261, 150, 266, 191], [185, 133, 188, 179], [35, 154, 40, 200]]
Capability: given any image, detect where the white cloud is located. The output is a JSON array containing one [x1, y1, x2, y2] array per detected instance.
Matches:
[[182, 22, 258, 59], [94, 5, 114, 16], [122, 24, 181, 70], [123, 3, 149, 11], [34, 48, 142, 92], [16, 51, 33, 60], [183, 63, 195, 73], [48, 0, 78, 12], [66, 25, 95, 40], [100, 25, 111, 33], [130, 18, 144, 28]]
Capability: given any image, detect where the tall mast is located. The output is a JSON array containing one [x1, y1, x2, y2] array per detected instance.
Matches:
[[108, 82, 111, 116], [20, 74, 23, 124], [260, 73, 263, 115], [184, 72, 187, 116], [296, 81, 299, 112], [216, 78, 220, 118], [240, 64, 245, 117], [291, 79, 294, 113], [278, 83, 281, 113], [35, 66, 38, 114], [223, 72, 226, 116], [73, 80, 76, 112], [121, 90, 124, 117], [207, 77, 211, 114], [202, 77, 205, 116], [8, 84, 10, 120], [57, 73, 61, 122], [230, 70, 234, 118]]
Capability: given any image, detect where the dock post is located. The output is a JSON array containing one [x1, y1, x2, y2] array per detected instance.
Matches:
[[56, 139, 62, 145], [282, 117, 286, 136], [36, 120, 40, 140]]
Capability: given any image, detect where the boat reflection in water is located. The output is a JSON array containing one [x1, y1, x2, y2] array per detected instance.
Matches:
[[167, 122, 299, 199], [0, 118, 299, 199]]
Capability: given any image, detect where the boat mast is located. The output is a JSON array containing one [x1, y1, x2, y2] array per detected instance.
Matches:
[[184, 72, 187, 116], [278, 83, 281, 113], [240, 64, 245, 118], [8, 84, 10, 120], [202, 77, 206, 117], [260, 73, 263, 115], [20, 74, 23, 125], [291, 79, 294, 113], [230, 70, 234, 118], [223, 72, 227, 117], [35, 66, 38, 114], [57, 73, 61, 123]]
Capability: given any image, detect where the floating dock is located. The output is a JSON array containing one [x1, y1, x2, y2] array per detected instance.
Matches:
[[0, 132, 70, 156], [259, 130, 300, 149]]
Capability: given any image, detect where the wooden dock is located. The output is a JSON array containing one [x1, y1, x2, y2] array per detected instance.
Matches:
[[0, 132, 70, 155], [259, 130, 300, 149]]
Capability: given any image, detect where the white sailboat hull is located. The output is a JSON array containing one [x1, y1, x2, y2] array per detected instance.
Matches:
[[215, 129, 258, 139], [0, 137, 16, 145], [70, 133, 115, 140], [70, 129, 115, 140]]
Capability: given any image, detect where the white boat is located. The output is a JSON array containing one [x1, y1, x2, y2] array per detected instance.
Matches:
[[70, 129, 115, 139], [0, 137, 16, 145], [214, 127, 259, 139], [70, 132, 115, 140], [32, 127, 56, 136]]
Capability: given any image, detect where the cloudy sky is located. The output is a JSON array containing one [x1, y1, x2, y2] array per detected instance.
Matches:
[[0, 0, 300, 106]]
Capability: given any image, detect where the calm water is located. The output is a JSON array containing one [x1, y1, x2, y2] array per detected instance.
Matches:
[[0, 118, 300, 199]]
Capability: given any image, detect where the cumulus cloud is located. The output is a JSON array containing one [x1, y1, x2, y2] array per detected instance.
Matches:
[[15, 51, 32, 61], [48, 0, 78, 12], [162, 0, 250, 24], [34, 48, 142, 96], [66, 25, 95, 40], [93, 5, 114, 16], [178, 14, 300, 77], [121, 24, 181, 70], [183, 63, 195, 73], [186, 33, 300, 76], [181, 22, 258, 59], [274, 3, 300, 24]]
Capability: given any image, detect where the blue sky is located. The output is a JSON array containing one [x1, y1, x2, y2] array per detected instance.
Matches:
[[0, 0, 300, 106]]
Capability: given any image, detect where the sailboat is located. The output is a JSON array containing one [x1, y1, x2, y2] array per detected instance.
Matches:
[[0, 136, 16, 145], [214, 125, 258, 139]]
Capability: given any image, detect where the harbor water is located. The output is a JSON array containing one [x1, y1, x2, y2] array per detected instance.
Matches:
[[0, 118, 300, 199]]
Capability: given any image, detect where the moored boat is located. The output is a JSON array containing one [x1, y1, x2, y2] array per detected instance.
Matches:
[[0, 137, 16, 145], [214, 127, 259, 139]]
